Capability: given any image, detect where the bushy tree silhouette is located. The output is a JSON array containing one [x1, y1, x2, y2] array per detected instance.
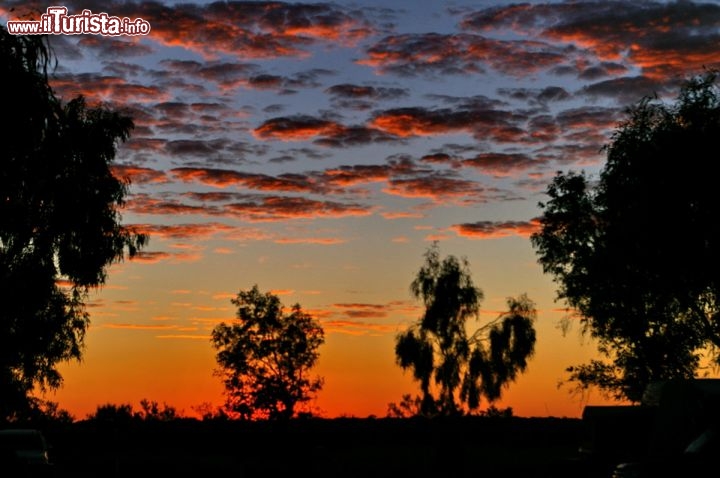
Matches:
[[0, 26, 146, 422], [89, 403, 137, 424], [393, 243, 537, 417], [211, 286, 324, 420], [531, 72, 720, 402]]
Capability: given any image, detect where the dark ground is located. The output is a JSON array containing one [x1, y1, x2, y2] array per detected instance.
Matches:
[[29, 416, 616, 478]]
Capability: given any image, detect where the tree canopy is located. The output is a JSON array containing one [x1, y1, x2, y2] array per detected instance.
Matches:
[[211, 286, 325, 420], [392, 243, 537, 417], [0, 26, 146, 422], [531, 72, 720, 402]]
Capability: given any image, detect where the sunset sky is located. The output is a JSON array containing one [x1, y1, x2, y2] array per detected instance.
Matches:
[[4, 0, 720, 420]]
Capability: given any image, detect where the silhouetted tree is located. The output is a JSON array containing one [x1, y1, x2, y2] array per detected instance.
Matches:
[[0, 26, 146, 422], [393, 243, 537, 417], [89, 403, 137, 424], [211, 286, 325, 420], [531, 72, 720, 402], [138, 399, 179, 421]]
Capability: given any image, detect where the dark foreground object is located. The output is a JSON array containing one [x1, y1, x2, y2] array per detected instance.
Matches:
[[27, 416, 603, 478]]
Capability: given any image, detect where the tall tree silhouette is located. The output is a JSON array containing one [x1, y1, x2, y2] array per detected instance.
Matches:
[[211, 286, 324, 420], [531, 72, 720, 402], [393, 243, 536, 417], [0, 26, 146, 422]]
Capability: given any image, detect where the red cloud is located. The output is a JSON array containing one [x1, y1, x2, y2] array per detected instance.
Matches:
[[556, 106, 620, 131], [451, 219, 541, 239], [96, 1, 374, 60], [130, 251, 172, 263], [130, 250, 202, 264], [111, 165, 169, 185], [121, 137, 168, 153], [254, 116, 401, 146], [130, 223, 234, 240], [253, 115, 343, 140], [461, 153, 538, 177], [224, 196, 373, 222], [128, 191, 372, 224], [332, 303, 388, 319], [171, 167, 325, 194], [369, 106, 522, 142], [50, 73, 169, 104], [462, 1, 720, 79], [420, 153, 462, 168], [384, 175, 486, 203], [320, 164, 392, 187], [126, 194, 222, 216]]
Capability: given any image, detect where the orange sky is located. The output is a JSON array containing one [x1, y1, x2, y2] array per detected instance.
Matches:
[[49, 237, 620, 420]]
